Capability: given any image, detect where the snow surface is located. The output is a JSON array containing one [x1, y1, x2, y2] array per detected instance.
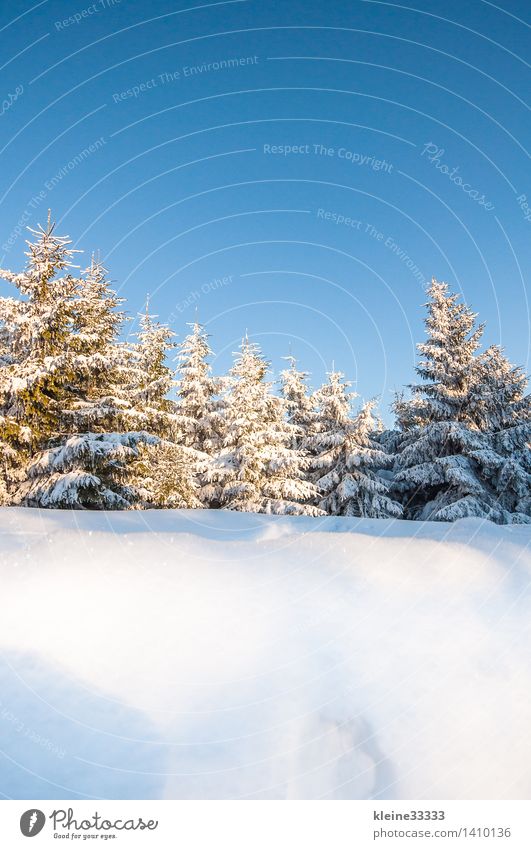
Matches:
[[0, 508, 530, 800]]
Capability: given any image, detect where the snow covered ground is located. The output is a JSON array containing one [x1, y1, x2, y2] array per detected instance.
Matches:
[[0, 507, 530, 800]]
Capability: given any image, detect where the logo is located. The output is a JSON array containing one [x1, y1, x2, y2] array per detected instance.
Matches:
[[20, 810, 46, 837]]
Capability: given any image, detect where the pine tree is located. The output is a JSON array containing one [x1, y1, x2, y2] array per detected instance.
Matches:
[[471, 344, 530, 431], [0, 220, 158, 509], [279, 355, 317, 449], [393, 279, 516, 522], [25, 431, 158, 509], [127, 305, 202, 509], [0, 215, 83, 501], [60, 256, 131, 435], [308, 372, 401, 517], [129, 441, 202, 510], [0, 289, 31, 502], [175, 321, 224, 452], [307, 369, 355, 515], [405, 278, 484, 427], [72, 256, 124, 355], [20, 257, 157, 506], [129, 302, 177, 433], [0, 216, 80, 439], [208, 338, 322, 515], [172, 320, 226, 507], [470, 345, 531, 521]]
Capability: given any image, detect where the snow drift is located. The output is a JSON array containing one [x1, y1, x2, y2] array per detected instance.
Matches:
[[0, 507, 530, 800]]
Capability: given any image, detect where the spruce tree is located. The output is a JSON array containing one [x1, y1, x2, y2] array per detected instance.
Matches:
[[128, 305, 202, 509], [0, 220, 172, 509], [10, 236, 156, 509], [471, 345, 531, 521], [72, 256, 124, 355], [308, 372, 401, 517], [393, 279, 514, 522], [129, 303, 177, 432], [173, 321, 225, 507], [472, 344, 530, 431], [208, 338, 322, 514], [25, 431, 158, 509], [174, 321, 224, 450], [0, 215, 83, 502], [279, 355, 317, 449]]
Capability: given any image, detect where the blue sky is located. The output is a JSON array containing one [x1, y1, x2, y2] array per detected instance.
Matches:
[[0, 0, 529, 421]]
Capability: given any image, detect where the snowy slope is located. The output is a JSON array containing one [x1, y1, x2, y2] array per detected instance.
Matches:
[[0, 508, 530, 800]]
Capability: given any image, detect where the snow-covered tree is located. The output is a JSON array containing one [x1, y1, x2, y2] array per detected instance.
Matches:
[[126, 303, 178, 434], [470, 345, 531, 521], [0, 216, 80, 449], [175, 321, 224, 452], [72, 256, 124, 355], [399, 278, 484, 429], [392, 279, 526, 523], [308, 372, 401, 517], [472, 344, 530, 432], [24, 291, 201, 510], [124, 304, 204, 509], [24, 431, 157, 509], [0, 418, 30, 505], [279, 355, 317, 449], [173, 321, 227, 507], [0, 218, 161, 509], [393, 421, 499, 521], [128, 441, 202, 510], [0, 216, 85, 501], [208, 338, 322, 515]]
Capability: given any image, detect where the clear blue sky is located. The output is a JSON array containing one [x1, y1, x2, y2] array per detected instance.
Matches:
[[0, 0, 529, 422]]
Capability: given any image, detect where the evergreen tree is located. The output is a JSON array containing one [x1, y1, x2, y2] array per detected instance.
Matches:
[[175, 321, 224, 452], [308, 372, 401, 517], [470, 345, 531, 521], [25, 431, 158, 509], [279, 355, 317, 449], [0, 220, 157, 509], [129, 302, 177, 433], [403, 278, 484, 427], [173, 320, 225, 507], [129, 441, 202, 510], [61, 256, 131, 435], [392, 279, 521, 522], [472, 344, 530, 431], [128, 305, 202, 509], [0, 216, 80, 440], [73, 256, 124, 355], [0, 215, 83, 501], [208, 338, 322, 514]]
